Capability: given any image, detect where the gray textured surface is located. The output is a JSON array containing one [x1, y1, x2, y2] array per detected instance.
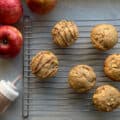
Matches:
[[1, 0, 120, 120], [23, 17, 120, 120]]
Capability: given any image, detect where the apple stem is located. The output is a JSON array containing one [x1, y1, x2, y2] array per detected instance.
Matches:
[[12, 74, 22, 86], [2, 39, 8, 44]]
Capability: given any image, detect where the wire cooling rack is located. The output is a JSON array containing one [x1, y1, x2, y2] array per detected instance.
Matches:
[[22, 16, 120, 120]]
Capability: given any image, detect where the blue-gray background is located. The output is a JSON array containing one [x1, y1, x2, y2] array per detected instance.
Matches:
[[1, 0, 120, 120]]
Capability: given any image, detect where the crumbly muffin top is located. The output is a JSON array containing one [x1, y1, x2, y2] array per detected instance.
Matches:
[[91, 24, 118, 51], [93, 85, 120, 112], [104, 54, 120, 81], [52, 20, 79, 48], [68, 65, 96, 93], [30, 51, 59, 79]]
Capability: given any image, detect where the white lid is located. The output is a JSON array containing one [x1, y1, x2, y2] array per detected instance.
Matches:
[[0, 80, 19, 101]]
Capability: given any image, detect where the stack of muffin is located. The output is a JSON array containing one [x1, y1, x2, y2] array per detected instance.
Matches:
[[30, 20, 120, 112]]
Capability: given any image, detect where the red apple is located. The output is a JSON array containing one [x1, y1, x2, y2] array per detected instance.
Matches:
[[0, 0, 23, 24], [26, 0, 57, 15], [0, 26, 23, 58]]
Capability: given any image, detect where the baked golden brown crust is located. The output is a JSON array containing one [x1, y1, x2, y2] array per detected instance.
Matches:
[[104, 54, 120, 81], [52, 20, 79, 48], [30, 51, 59, 79], [91, 24, 118, 51], [93, 85, 120, 112], [68, 65, 96, 93]]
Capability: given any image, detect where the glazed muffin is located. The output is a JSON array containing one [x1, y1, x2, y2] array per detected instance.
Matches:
[[104, 54, 120, 81], [93, 85, 120, 112], [68, 65, 96, 93], [52, 20, 79, 48], [30, 51, 59, 79], [91, 24, 118, 51]]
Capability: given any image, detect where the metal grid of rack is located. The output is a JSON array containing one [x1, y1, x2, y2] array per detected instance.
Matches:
[[23, 16, 120, 120]]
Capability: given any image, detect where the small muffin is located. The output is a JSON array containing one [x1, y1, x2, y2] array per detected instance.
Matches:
[[68, 65, 96, 93], [30, 51, 59, 79], [93, 85, 120, 112], [104, 54, 120, 81], [91, 24, 118, 51], [52, 20, 79, 48]]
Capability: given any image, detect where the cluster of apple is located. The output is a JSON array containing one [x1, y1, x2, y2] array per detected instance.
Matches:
[[0, 0, 57, 58]]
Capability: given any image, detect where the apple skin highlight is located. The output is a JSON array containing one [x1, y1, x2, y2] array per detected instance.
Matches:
[[0, 0, 23, 24], [26, 0, 57, 15], [0, 26, 23, 58]]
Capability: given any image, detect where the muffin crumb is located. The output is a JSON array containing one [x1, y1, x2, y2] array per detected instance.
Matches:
[[93, 85, 120, 112], [52, 20, 79, 48], [68, 65, 96, 93], [91, 24, 118, 51], [30, 51, 59, 79]]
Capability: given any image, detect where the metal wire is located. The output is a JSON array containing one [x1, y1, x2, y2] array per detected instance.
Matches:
[[23, 16, 120, 119]]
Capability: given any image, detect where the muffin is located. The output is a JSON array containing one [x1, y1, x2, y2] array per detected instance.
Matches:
[[104, 54, 120, 81], [68, 65, 96, 93], [93, 85, 120, 112], [30, 51, 59, 79], [91, 24, 118, 51], [52, 20, 79, 48]]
